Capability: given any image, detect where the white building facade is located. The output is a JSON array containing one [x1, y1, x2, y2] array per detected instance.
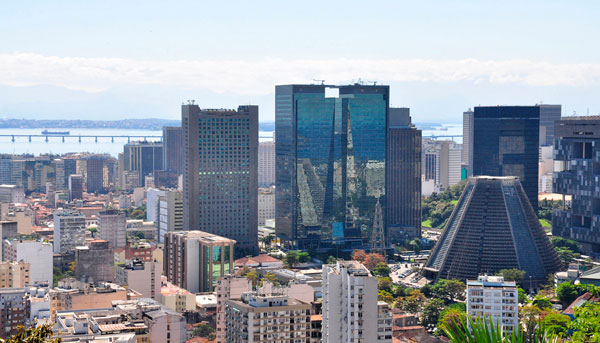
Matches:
[[466, 275, 518, 334], [322, 261, 383, 343]]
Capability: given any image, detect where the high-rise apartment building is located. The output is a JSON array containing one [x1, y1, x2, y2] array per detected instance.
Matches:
[[275, 84, 388, 249], [98, 210, 127, 249], [75, 240, 115, 283], [162, 126, 183, 175], [467, 275, 518, 334], [423, 177, 560, 287], [53, 209, 86, 254], [258, 187, 275, 225], [123, 141, 163, 187], [462, 108, 474, 175], [539, 104, 561, 146], [68, 174, 84, 200], [387, 108, 422, 241], [63, 158, 77, 188], [422, 139, 462, 191], [472, 106, 540, 212], [85, 155, 105, 193], [182, 104, 258, 253], [0, 288, 29, 338], [163, 230, 235, 293], [4, 239, 53, 286], [322, 261, 388, 343], [158, 190, 184, 243], [215, 276, 252, 343], [258, 141, 275, 187], [225, 291, 311, 343], [553, 117, 600, 254], [0, 261, 30, 288]]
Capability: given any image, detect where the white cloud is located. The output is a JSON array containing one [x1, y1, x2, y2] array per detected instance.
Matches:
[[0, 53, 599, 95]]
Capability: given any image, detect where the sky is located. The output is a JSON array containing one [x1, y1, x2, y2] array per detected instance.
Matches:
[[0, 1, 599, 123]]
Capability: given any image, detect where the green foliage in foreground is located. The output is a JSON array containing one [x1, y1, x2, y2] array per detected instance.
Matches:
[[442, 314, 560, 343], [1, 324, 61, 342]]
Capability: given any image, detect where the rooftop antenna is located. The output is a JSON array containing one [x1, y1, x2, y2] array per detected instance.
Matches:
[[313, 79, 325, 85]]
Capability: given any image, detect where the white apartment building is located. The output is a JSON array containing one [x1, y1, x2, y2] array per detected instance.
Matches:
[[146, 188, 164, 223], [158, 190, 183, 243], [322, 261, 383, 343], [115, 259, 161, 300], [215, 276, 252, 343], [258, 141, 275, 187], [225, 291, 311, 343], [98, 210, 127, 249], [466, 275, 518, 333], [53, 209, 86, 253], [4, 238, 53, 285], [423, 139, 462, 191], [258, 187, 275, 225]]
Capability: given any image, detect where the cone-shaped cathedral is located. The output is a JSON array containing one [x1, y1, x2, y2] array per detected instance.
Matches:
[[423, 176, 561, 285]]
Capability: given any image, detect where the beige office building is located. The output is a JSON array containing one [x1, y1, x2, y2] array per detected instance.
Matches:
[[163, 230, 235, 293]]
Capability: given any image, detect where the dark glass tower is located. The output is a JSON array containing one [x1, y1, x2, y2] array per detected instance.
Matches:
[[387, 108, 422, 241], [86, 155, 105, 193], [123, 141, 163, 187], [182, 104, 258, 254], [275, 84, 388, 249], [553, 117, 600, 254], [162, 126, 183, 175], [472, 106, 540, 212]]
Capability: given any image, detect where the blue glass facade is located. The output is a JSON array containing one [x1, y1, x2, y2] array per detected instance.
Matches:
[[275, 85, 388, 248], [472, 106, 540, 212]]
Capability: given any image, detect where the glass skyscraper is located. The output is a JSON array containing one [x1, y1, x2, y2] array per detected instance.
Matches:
[[472, 106, 540, 212], [275, 84, 388, 249]]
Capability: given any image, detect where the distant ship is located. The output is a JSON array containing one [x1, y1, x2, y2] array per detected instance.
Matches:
[[41, 130, 70, 135]]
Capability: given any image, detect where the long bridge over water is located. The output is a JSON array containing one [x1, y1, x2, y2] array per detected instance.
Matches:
[[0, 134, 163, 143]]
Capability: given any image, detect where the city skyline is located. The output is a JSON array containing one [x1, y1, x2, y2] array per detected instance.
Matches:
[[0, 1, 599, 122]]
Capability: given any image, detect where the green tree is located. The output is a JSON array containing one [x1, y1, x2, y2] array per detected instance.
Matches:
[[540, 313, 570, 337], [532, 296, 553, 310], [432, 279, 466, 302], [378, 277, 393, 292], [283, 251, 299, 267], [373, 262, 391, 277], [298, 251, 310, 263], [497, 269, 526, 284], [556, 282, 579, 307], [518, 287, 528, 304], [378, 290, 394, 304], [421, 298, 445, 328], [192, 323, 215, 338], [555, 248, 577, 268], [551, 236, 580, 253], [570, 302, 600, 342], [399, 291, 426, 314]]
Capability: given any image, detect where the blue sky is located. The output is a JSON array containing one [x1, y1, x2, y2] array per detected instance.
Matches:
[[0, 1, 599, 122]]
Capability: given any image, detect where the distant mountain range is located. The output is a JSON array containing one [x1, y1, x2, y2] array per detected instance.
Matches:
[[0, 118, 277, 131]]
